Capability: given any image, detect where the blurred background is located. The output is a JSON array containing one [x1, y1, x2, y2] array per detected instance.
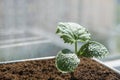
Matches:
[[0, 0, 120, 70]]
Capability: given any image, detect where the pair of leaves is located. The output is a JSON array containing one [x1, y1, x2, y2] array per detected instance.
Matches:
[[56, 40, 109, 73], [56, 22, 91, 44]]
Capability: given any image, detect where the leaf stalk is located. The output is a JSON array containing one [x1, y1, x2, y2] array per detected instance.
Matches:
[[75, 40, 77, 55]]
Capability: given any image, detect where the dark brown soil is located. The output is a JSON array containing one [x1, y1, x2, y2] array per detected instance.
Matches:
[[0, 58, 120, 80]]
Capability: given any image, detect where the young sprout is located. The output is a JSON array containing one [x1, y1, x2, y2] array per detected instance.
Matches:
[[55, 22, 109, 74]]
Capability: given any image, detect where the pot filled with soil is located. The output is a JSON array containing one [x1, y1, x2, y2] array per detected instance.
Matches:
[[0, 56, 120, 80], [0, 22, 120, 80]]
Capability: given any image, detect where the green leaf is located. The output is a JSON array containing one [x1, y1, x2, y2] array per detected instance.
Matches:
[[56, 22, 91, 44], [77, 41, 109, 58], [55, 49, 80, 73]]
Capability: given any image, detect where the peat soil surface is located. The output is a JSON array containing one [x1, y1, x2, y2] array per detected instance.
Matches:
[[0, 58, 120, 80]]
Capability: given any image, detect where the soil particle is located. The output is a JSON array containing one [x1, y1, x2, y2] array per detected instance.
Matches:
[[0, 58, 120, 80]]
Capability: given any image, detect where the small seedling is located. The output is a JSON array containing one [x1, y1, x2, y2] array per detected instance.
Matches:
[[55, 22, 109, 78]]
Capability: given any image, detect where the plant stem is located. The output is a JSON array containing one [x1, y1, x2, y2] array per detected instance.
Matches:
[[75, 40, 77, 55], [70, 72, 77, 80], [70, 72, 74, 79]]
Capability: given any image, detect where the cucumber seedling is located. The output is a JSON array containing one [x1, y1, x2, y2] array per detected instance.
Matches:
[[55, 22, 109, 79]]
